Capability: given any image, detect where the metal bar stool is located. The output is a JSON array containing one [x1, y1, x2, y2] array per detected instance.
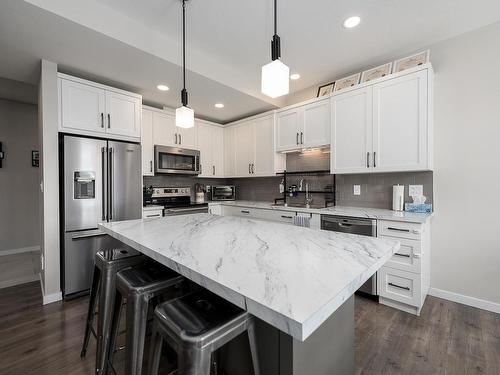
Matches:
[[107, 262, 187, 375], [80, 248, 145, 375], [147, 290, 260, 375]]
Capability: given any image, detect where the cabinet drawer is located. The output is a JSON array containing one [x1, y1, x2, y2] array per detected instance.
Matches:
[[222, 206, 260, 219], [378, 266, 422, 307], [379, 236, 422, 273], [378, 220, 423, 240], [142, 209, 163, 219], [256, 209, 296, 225]]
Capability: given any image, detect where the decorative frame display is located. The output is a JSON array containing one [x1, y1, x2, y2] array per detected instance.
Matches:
[[317, 82, 335, 97], [334, 73, 361, 92], [393, 50, 430, 73], [361, 63, 393, 83]]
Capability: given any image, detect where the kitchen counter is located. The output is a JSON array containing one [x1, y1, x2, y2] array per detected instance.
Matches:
[[99, 214, 398, 341], [209, 200, 433, 223]]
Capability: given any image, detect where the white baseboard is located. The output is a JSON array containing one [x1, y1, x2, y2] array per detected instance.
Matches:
[[0, 274, 39, 289], [429, 287, 500, 314], [39, 273, 62, 305], [0, 245, 40, 257]]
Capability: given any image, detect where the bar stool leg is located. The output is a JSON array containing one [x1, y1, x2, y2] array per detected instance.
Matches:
[[247, 319, 261, 375], [106, 291, 124, 374], [178, 347, 212, 375], [96, 268, 118, 374], [146, 322, 163, 375], [81, 266, 101, 358], [125, 293, 150, 375]]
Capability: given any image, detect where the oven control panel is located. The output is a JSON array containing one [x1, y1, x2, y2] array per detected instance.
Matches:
[[151, 187, 191, 198]]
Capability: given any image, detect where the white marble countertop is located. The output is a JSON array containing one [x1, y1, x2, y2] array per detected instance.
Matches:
[[99, 214, 399, 341], [209, 200, 432, 223]]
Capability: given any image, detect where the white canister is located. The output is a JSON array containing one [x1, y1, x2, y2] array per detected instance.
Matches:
[[392, 185, 405, 211], [195, 192, 205, 204]]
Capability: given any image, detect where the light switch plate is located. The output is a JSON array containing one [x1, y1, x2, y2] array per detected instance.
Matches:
[[409, 185, 423, 197], [353, 185, 361, 196]]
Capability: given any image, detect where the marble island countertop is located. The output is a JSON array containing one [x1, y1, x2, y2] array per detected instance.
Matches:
[[209, 200, 433, 223], [100, 214, 399, 341]]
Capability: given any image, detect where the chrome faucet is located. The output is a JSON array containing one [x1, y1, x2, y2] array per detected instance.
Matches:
[[305, 181, 313, 208]]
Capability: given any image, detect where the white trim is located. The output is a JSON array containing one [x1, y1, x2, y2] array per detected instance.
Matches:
[[0, 245, 40, 257], [429, 287, 500, 314], [0, 274, 39, 290], [39, 273, 63, 305]]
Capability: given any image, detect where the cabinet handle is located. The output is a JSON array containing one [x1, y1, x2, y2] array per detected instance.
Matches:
[[200, 164, 203, 174], [388, 282, 411, 291], [296, 133, 299, 145], [394, 253, 411, 258], [241, 210, 250, 214], [366, 152, 370, 168], [213, 165, 215, 175], [249, 164, 251, 174], [387, 227, 410, 233], [373, 151, 376, 168], [300, 132, 304, 144], [146, 214, 161, 218], [150, 160, 153, 173], [281, 215, 293, 219], [175, 133, 178, 144], [251, 163, 255, 174], [107, 114, 111, 128], [101, 113, 104, 128], [179, 134, 182, 145]]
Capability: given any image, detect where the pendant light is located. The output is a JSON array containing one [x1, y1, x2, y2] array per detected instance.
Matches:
[[261, 0, 289, 98], [176, 0, 194, 128]]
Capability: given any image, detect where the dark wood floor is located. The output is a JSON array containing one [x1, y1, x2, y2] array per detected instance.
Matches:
[[1, 282, 499, 375]]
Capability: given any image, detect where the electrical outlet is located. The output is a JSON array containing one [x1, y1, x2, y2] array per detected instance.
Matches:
[[409, 185, 423, 197], [353, 185, 361, 196]]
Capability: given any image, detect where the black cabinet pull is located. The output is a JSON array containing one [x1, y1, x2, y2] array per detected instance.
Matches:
[[373, 151, 377, 167], [387, 227, 410, 232], [241, 210, 250, 214], [296, 133, 299, 145], [107, 113, 111, 128], [150, 160, 153, 173], [281, 215, 293, 219], [300, 132, 304, 144], [388, 282, 410, 291], [101, 113, 104, 128], [394, 253, 411, 258], [366, 152, 370, 168]]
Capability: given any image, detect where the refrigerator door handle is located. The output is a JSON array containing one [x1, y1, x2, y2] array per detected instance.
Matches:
[[101, 147, 107, 221], [108, 147, 113, 221]]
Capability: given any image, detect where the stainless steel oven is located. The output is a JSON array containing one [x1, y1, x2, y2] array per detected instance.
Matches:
[[211, 185, 236, 201], [154, 145, 200, 175]]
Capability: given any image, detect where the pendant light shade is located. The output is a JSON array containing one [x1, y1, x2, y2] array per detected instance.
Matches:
[[261, 0, 289, 98], [176, 0, 194, 128]]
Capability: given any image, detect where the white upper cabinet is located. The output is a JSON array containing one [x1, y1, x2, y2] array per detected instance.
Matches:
[[331, 87, 373, 174], [234, 121, 254, 176], [223, 126, 236, 177], [276, 98, 330, 152], [141, 108, 154, 176], [253, 114, 277, 176], [105, 90, 141, 138], [196, 121, 224, 177], [331, 67, 433, 174], [59, 74, 142, 141], [152, 111, 176, 147], [60, 78, 106, 134], [372, 69, 429, 172], [177, 126, 196, 149]]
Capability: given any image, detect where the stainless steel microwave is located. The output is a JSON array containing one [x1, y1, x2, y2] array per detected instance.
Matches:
[[154, 145, 200, 175], [211, 185, 236, 201]]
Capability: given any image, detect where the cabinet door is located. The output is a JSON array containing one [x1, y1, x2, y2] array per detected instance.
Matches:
[[177, 126, 196, 149], [60, 79, 106, 133], [212, 126, 224, 177], [253, 115, 275, 176], [276, 108, 300, 151], [141, 109, 154, 176], [105, 91, 141, 138], [234, 122, 254, 176], [224, 126, 236, 177], [372, 70, 428, 172], [152, 111, 176, 147], [331, 87, 373, 174], [302, 99, 330, 148], [196, 122, 213, 177]]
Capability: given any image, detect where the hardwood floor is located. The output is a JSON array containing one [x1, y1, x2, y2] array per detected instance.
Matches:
[[0, 282, 499, 375]]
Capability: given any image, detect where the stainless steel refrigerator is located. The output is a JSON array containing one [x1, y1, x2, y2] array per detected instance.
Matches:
[[61, 135, 142, 298]]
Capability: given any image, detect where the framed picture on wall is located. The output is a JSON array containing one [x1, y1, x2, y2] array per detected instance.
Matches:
[[334, 73, 361, 92], [393, 50, 430, 73], [360, 63, 393, 83], [317, 82, 335, 97]]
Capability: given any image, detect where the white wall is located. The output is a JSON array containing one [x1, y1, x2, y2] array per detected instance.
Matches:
[[38, 59, 61, 304], [281, 22, 500, 309]]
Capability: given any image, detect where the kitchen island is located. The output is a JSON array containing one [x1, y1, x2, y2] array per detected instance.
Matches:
[[100, 214, 399, 374]]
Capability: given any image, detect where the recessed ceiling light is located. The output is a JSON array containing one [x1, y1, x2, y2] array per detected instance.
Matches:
[[343, 16, 361, 29], [290, 73, 301, 80], [157, 84, 170, 91], [214, 103, 225, 109]]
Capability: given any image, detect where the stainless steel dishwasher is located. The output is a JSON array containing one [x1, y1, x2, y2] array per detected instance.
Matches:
[[321, 215, 378, 298]]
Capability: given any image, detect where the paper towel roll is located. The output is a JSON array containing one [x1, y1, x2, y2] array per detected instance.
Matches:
[[392, 185, 405, 211]]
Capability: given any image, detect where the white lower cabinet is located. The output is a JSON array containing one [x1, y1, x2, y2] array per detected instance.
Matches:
[[208, 203, 222, 216], [377, 219, 431, 316], [142, 207, 163, 219]]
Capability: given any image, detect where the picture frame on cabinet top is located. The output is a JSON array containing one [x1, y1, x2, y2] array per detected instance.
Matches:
[[393, 50, 430, 73], [334, 73, 361, 92], [361, 63, 393, 83], [317, 82, 335, 97]]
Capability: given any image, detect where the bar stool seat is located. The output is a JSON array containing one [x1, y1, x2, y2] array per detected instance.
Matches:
[[148, 290, 260, 375], [80, 248, 145, 375], [107, 262, 187, 375]]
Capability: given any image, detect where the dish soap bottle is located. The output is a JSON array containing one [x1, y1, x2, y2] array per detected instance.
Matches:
[[279, 179, 285, 194]]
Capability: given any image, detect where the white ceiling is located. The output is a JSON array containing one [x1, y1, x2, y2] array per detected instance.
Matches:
[[2, 0, 500, 122]]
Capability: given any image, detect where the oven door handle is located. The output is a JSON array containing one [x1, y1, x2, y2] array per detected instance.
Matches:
[[165, 207, 208, 214]]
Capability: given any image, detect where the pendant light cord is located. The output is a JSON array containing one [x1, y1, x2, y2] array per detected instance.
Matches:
[[271, 0, 281, 61], [181, 0, 188, 107], [274, 0, 277, 35]]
